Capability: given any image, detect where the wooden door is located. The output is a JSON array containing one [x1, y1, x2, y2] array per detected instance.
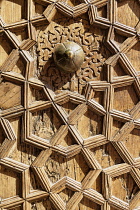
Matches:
[[0, 0, 140, 209]]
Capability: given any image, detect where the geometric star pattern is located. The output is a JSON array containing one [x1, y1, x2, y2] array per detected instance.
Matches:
[[0, 0, 140, 209]]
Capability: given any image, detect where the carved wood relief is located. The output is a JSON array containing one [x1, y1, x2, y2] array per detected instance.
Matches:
[[0, 0, 140, 209]]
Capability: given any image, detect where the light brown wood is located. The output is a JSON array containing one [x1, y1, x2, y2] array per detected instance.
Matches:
[[0, 0, 140, 209]]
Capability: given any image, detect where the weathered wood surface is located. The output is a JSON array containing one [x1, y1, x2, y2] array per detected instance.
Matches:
[[0, 0, 140, 209]]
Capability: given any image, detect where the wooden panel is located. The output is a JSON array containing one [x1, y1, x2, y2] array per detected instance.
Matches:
[[0, 0, 140, 209], [123, 128, 140, 158], [112, 173, 139, 202], [0, 34, 12, 66], [126, 42, 140, 73], [8, 116, 41, 164], [0, 0, 27, 24], [31, 199, 56, 210], [35, 17, 110, 94], [45, 152, 89, 183], [0, 165, 21, 199], [31, 108, 63, 140], [117, 0, 140, 28], [4, 205, 23, 210], [0, 80, 22, 110], [113, 85, 139, 113], [77, 198, 101, 210], [91, 143, 123, 169], [75, 108, 103, 138]]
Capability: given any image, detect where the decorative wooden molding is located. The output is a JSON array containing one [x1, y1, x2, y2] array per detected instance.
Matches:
[[120, 36, 138, 54], [32, 149, 52, 167], [82, 170, 102, 190], [52, 144, 82, 158], [68, 125, 84, 145], [56, 2, 73, 17], [50, 125, 68, 146], [73, 3, 88, 18], [0, 157, 29, 172], [81, 148, 102, 169], [103, 163, 131, 177], [50, 193, 66, 210], [67, 192, 83, 210], [0, 196, 24, 209], [0, 117, 16, 158], [26, 190, 49, 202], [0, 49, 19, 72], [0, 0, 140, 209], [112, 141, 134, 165], [20, 39, 36, 51], [83, 134, 108, 149], [108, 196, 129, 210], [112, 121, 134, 142], [130, 167, 140, 188], [43, 3, 57, 22], [87, 99, 106, 115], [31, 166, 52, 191], [54, 91, 86, 105], [83, 189, 105, 205], [68, 103, 87, 125], [51, 176, 82, 193], [130, 191, 140, 210]]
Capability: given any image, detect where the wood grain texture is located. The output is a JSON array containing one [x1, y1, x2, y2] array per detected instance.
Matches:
[[0, 0, 140, 209]]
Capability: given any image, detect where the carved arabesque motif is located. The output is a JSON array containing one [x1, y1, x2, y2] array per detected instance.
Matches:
[[0, 0, 140, 210], [36, 18, 108, 94]]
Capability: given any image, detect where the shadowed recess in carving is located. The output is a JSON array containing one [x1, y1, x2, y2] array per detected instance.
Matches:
[[97, 4, 107, 18], [30, 167, 43, 191], [33, 2, 47, 16], [113, 62, 128, 77], [66, 0, 82, 7], [0, 124, 5, 146], [61, 101, 78, 114], [11, 54, 26, 76], [9, 25, 28, 41], [114, 30, 128, 47], [29, 85, 48, 104], [88, 90, 105, 106], [91, 172, 102, 194]]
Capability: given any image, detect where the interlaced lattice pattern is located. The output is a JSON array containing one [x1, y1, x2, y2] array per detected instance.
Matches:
[[0, 0, 140, 209]]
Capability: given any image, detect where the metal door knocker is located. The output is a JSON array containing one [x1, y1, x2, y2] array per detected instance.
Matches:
[[53, 41, 84, 72]]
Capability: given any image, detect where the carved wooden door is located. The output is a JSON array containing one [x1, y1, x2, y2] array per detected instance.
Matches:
[[0, 0, 140, 209]]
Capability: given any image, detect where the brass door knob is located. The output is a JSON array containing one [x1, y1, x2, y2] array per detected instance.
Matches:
[[53, 41, 84, 72]]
